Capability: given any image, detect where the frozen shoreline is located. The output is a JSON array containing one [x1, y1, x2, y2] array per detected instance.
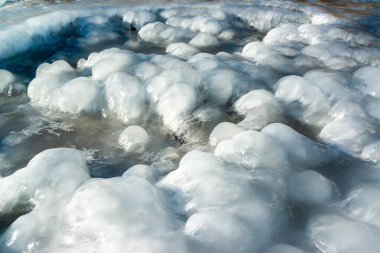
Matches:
[[0, 1, 380, 253]]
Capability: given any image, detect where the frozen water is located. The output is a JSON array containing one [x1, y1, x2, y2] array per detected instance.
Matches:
[[288, 170, 335, 206], [119, 125, 150, 154], [209, 122, 244, 146], [0, 0, 380, 252]]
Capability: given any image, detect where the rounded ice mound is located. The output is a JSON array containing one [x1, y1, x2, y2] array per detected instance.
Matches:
[[0, 69, 24, 96], [288, 170, 334, 205], [165, 13, 224, 35], [56, 77, 106, 114], [57, 177, 185, 253], [242, 41, 277, 60], [160, 150, 287, 253], [361, 141, 380, 163], [209, 122, 244, 146], [308, 215, 380, 253], [203, 69, 238, 106], [28, 60, 77, 108], [146, 67, 200, 104], [303, 69, 354, 103], [189, 32, 219, 48], [234, 89, 283, 130], [265, 244, 305, 253], [274, 75, 331, 129], [166, 43, 199, 58], [302, 43, 357, 70], [0, 148, 89, 217], [138, 22, 194, 46], [105, 72, 146, 124], [0, 148, 90, 253], [123, 164, 158, 183], [185, 210, 257, 253], [214, 130, 289, 172], [0, 69, 15, 92], [354, 66, 380, 97], [263, 24, 301, 47], [311, 13, 342, 25], [319, 117, 376, 155], [262, 123, 332, 168], [119, 125, 150, 154], [123, 10, 157, 30], [341, 186, 380, 229], [35, 60, 76, 77], [91, 50, 141, 80], [134, 61, 160, 80], [157, 82, 197, 132], [189, 53, 226, 71]]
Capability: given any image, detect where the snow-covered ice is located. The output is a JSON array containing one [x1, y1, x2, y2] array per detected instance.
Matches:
[[0, 0, 380, 252]]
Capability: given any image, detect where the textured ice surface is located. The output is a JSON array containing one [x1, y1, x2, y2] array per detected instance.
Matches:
[[119, 125, 150, 154], [0, 0, 380, 253]]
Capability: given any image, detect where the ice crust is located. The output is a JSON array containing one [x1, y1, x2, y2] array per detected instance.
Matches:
[[1, 0, 380, 253]]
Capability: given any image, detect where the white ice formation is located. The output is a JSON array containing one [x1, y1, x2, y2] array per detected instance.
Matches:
[[0, 0, 380, 253]]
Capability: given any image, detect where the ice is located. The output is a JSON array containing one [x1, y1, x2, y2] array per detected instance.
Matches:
[[202, 69, 238, 106], [166, 43, 199, 58], [49, 177, 186, 253], [157, 82, 198, 132], [0, 69, 15, 93], [134, 61, 160, 80], [265, 244, 305, 253], [361, 141, 380, 163], [341, 186, 380, 229], [119, 125, 150, 154], [189, 32, 219, 48], [230, 5, 308, 32], [28, 60, 78, 108], [138, 22, 195, 46], [242, 41, 296, 72], [302, 43, 357, 70], [209, 122, 244, 146], [234, 89, 283, 130], [0, 69, 24, 96], [319, 117, 376, 155], [123, 164, 158, 183], [123, 10, 157, 30], [262, 123, 332, 168], [184, 210, 258, 253], [160, 150, 287, 253], [274, 75, 331, 129], [1, 1, 380, 252], [91, 50, 141, 80], [354, 66, 380, 97], [0, 148, 90, 253], [214, 130, 290, 173], [165, 12, 225, 35], [308, 215, 380, 253], [311, 13, 343, 25], [56, 77, 106, 114], [122, 148, 180, 183], [288, 170, 335, 205], [303, 70, 354, 103], [105, 72, 146, 124], [0, 148, 88, 216], [242, 41, 281, 61]]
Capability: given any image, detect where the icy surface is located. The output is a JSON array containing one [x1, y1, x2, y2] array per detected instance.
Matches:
[[0, 0, 380, 252]]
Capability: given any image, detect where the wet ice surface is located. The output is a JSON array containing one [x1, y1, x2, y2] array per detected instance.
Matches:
[[0, 0, 380, 252]]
